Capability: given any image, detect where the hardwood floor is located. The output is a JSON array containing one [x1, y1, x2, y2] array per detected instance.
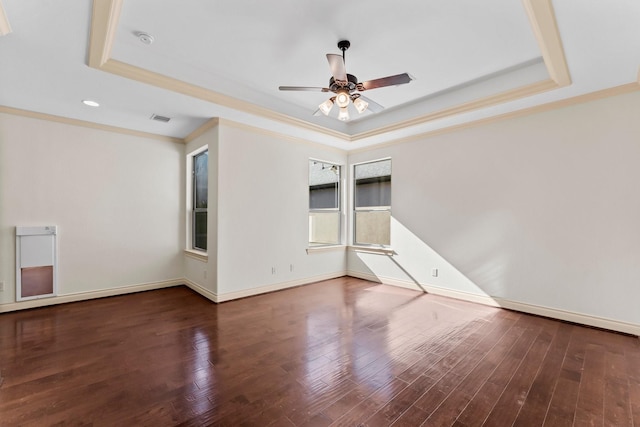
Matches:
[[0, 277, 638, 426]]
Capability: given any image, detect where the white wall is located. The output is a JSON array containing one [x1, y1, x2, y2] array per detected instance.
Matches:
[[4, 90, 638, 332], [0, 113, 347, 308], [216, 122, 347, 296], [348, 91, 640, 327], [0, 113, 184, 307]]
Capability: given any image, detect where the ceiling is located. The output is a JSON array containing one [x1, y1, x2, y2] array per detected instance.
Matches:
[[1, 0, 639, 150]]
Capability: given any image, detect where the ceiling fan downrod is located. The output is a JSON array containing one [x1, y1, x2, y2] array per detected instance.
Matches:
[[337, 40, 350, 64]]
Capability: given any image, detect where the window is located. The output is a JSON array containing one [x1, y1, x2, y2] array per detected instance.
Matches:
[[192, 149, 208, 251], [353, 159, 391, 246], [309, 160, 341, 246]]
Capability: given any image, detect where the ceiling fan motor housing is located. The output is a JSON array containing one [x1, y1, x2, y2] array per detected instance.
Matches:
[[329, 74, 358, 92], [337, 40, 351, 51]]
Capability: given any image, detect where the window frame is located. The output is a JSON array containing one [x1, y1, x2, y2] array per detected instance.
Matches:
[[308, 159, 343, 247], [189, 146, 208, 253], [352, 158, 392, 247]]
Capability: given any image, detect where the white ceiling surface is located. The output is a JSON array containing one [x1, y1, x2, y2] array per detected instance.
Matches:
[[0, 1, 639, 150]]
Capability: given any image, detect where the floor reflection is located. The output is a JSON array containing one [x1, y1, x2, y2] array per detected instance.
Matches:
[[0, 280, 512, 426]]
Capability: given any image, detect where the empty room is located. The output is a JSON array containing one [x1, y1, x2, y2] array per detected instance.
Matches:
[[1, 0, 639, 426]]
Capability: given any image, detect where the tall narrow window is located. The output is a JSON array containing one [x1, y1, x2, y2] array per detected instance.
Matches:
[[192, 150, 208, 251], [353, 159, 391, 246], [309, 160, 341, 246]]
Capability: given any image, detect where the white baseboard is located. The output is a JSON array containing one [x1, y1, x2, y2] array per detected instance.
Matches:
[[493, 298, 640, 336], [213, 271, 347, 303], [4, 272, 637, 336], [346, 270, 640, 336], [0, 272, 346, 312], [347, 270, 500, 307], [183, 279, 219, 302], [0, 271, 347, 313], [0, 278, 184, 313]]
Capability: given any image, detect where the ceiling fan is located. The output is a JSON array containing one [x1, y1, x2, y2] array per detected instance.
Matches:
[[279, 40, 413, 121]]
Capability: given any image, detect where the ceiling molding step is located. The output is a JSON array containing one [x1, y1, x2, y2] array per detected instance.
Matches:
[[99, 59, 334, 137], [350, 79, 558, 142], [347, 82, 640, 155], [97, 58, 351, 142], [85, 3, 351, 142], [89, 0, 123, 68], [0, 0, 11, 35], [218, 118, 346, 154], [184, 118, 219, 144], [0, 105, 184, 144], [522, 0, 571, 87], [84, 0, 575, 145]]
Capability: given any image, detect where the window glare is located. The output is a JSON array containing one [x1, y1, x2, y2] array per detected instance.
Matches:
[[309, 161, 340, 185], [354, 159, 391, 180], [193, 211, 207, 250], [192, 149, 208, 252], [354, 210, 390, 246], [194, 151, 208, 209], [309, 160, 341, 246], [354, 159, 391, 246]]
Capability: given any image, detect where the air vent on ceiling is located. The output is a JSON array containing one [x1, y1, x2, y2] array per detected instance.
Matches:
[[150, 114, 171, 123]]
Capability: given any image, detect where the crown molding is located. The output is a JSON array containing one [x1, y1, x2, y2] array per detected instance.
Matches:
[[217, 118, 347, 153], [5, 82, 636, 152], [347, 83, 640, 154], [87, 0, 350, 142], [100, 58, 350, 141], [89, 0, 122, 68], [523, 0, 571, 87], [183, 113, 348, 152], [0, 0, 12, 35], [349, 0, 571, 142], [184, 118, 219, 143], [4, 0, 631, 150], [87, 0, 575, 145], [350, 79, 558, 142], [0, 105, 183, 144]]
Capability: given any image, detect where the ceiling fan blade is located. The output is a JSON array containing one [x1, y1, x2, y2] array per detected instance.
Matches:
[[359, 73, 413, 91], [358, 95, 385, 113], [279, 86, 330, 92], [326, 54, 347, 82]]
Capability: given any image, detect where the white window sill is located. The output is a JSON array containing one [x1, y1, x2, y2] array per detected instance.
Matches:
[[347, 246, 395, 256], [306, 245, 346, 254], [184, 249, 208, 262]]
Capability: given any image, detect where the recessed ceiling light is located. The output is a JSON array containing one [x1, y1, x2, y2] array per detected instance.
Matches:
[[136, 32, 155, 45], [82, 100, 100, 107]]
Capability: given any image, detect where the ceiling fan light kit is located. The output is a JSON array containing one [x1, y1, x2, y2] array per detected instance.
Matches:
[[338, 107, 350, 121], [335, 90, 350, 108], [279, 40, 413, 121], [353, 96, 368, 114], [319, 98, 334, 116]]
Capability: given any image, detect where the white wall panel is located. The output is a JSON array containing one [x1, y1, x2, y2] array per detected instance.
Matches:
[[216, 124, 348, 295], [0, 114, 184, 305], [348, 90, 640, 326]]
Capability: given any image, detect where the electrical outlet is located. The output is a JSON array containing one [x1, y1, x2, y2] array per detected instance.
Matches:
[[272, 267, 276, 275], [431, 268, 438, 277], [290, 264, 294, 272]]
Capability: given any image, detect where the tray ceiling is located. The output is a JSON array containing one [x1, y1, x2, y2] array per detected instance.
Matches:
[[0, 0, 639, 149]]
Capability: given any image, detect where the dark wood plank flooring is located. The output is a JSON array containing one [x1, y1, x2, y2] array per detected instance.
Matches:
[[0, 277, 638, 426]]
